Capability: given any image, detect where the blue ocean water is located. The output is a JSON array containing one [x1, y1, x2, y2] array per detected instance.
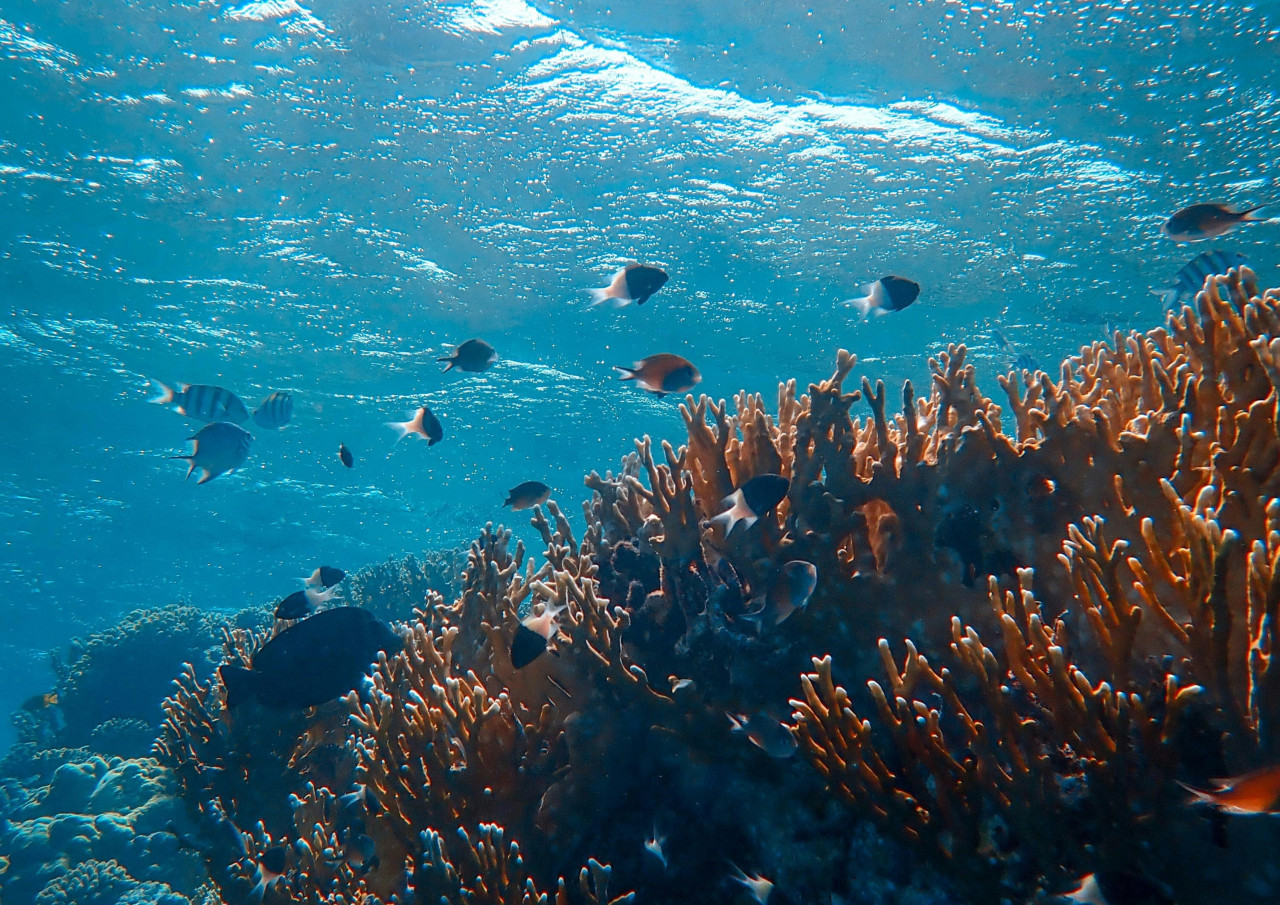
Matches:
[[0, 0, 1277, 757]]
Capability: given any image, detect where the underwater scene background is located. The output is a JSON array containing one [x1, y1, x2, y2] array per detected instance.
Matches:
[[3, 1, 1280, 904]]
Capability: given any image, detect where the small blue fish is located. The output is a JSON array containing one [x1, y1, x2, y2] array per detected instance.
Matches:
[[1156, 249, 1250, 311], [252, 391, 294, 429], [149, 380, 249, 423]]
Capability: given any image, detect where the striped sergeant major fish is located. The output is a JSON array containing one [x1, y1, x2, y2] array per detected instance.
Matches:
[[1156, 249, 1250, 311], [252, 391, 294, 429], [149, 380, 249, 423]]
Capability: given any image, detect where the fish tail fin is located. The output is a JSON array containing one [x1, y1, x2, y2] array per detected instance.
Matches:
[[219, 665, 256, 709], [589, 287, 625, 307], [245, 879, 266, 905], [613, 366, 637, 381], [384, 419, 413, 442], [148, 379, 175, 405], [1177, 780, 1216, 807], [844, 280, 888, 317], [708, 510, 737, 534], [167, 455, 196, 481], [842, 289, 878, 317], [436, 357, 456, 372], [307, 585, 340, 606]]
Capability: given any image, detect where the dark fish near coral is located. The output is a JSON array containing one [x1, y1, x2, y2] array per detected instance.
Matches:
[[251, 391, 294, 429], [1063, 870, 1174, 905], [844, 275, 920, 317], [729, 863, 775, 904], [614, 353, 701, 398], [510, 601, 567, 669], [338, 443, 354, 468], [742, 561, 817, 628], [438, 338, 498, 373], [1162, 202, 1269, 242], [303, 566, 346, 589], [728, 712, 798, 759], [386, 405, 443, 445], [1156, 249, 1251, 311], [590, 263, 669, 308], [1180, 763, 1280, 814], [337, 783, 382, 821], [246, 844, 289, 905], [274, 587, 340, 621], [504, 481, 551, 511], [149, 380, 250, 423], [710, 474, 790, 535], [170, 421, 253, 484], [219, 606, 402, 709]]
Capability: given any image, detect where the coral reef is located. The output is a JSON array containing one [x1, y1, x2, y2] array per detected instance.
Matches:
[[134, 264, 1280, 905], [0, 754, 207, 904], [345, 549, 468, 621], [789, 269, 1280, 902], [49, 605, 222, 750]]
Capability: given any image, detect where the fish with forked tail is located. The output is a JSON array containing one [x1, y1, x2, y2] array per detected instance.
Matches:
[[246, 844, 289, 905], [303, 566, 346, 589], [709, 474, 789, 535], [1162, 202, 1269, 242], [843, 275, 920, 317], [1180, 763, 1280, 814], [741, 561, 817, 628], [149, 380, 250, 423], [504, 481, 551, 510], [274, 585, 339, 620], [386, 405, 443, 445], [589, 263, 669, 308], [438, 338, 497, 373], [510, 601, 568, 669], [169, 422, 253, 484], [614, 354, 701, 397]]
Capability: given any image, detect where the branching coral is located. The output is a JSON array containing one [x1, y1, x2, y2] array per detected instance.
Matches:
[[346, 549, 468, 622], [144, 265, 1280, 905], [785, 268, 1280, 902]]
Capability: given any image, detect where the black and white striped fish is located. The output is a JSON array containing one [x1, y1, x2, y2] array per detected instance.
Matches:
[[149, 380, 249, 423], [1156, 249, 1250, 311], [992, 328, 1039, 375], [252, 391, 294, 429]]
